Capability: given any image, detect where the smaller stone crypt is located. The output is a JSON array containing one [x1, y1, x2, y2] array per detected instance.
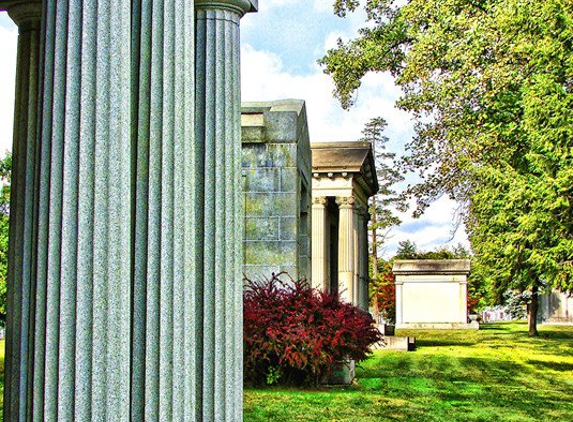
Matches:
[[393, 259, 476, 329]]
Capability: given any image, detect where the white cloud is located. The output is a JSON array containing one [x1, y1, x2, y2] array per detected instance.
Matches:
[[241, 43, 412, 143]]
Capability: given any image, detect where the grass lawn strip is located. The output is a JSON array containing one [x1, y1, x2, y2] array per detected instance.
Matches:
[[244, 322, 573, 421]]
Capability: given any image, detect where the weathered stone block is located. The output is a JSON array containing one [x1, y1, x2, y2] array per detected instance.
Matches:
[[299, 234, 310, 256], [245, 217, 279, 241], [243, 265, 282, 281], [241, 144, 266, 168], [279, 217, 297, 241], [245, 193, 297, 217], [266, 111, 298, 142], [244, 168, 281, 193], [244, 241, 297, 266], [280, 167, 298, 193], [268, 144, 297, 167]]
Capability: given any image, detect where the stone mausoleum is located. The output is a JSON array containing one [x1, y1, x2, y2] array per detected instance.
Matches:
[[539, 289, 573, 324], [393, 259, 475, 329], [310, 142, 378, 310], [241, 100, 312, 281]]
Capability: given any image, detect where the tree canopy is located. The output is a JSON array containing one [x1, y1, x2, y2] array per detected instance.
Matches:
[[321, 0, 573, 335]]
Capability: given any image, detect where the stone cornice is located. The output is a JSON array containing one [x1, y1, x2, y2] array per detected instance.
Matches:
[[1, 0, 41, 29], [392, 259, 471, 275], [195, 0, 257, 16]]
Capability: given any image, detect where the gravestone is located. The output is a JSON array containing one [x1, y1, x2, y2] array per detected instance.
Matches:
[[393, 259, 476, 329]]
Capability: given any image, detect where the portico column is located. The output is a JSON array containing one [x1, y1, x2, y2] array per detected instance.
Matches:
[[353, 204, 360, 306], [356, 208, 369, 311], [362, 213, 370, 309], [2, 2, 41, 420], [195, 1, 257, 420], [336, 196, 355, 304], [311, 196, 328, 291]]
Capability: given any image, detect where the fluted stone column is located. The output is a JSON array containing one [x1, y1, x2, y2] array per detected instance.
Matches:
[[360, 212, 370, 310], [355, 207, 369, 311], [4, 1, 255, 419], [195, 0, 257, 420], [353, 204, 360, 306], [2, 2, 41, 420], [460, 279, 469, 323], [311, 196, 328, 291], [2, 1, 134, 420], [336, 196, 355, 304], [130, 2, 200, 420]]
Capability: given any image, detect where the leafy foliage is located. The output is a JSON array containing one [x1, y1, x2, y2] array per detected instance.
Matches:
[[243, 273, 382, 386], [369, 261, 395, 323], [0, 152, 10, 323], [321, 0, 573, 336], [502, 290, 528, 320], [361, 117, 405, 237]]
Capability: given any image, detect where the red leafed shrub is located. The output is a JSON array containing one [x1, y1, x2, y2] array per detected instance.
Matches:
[[243, 273, 382, 386]]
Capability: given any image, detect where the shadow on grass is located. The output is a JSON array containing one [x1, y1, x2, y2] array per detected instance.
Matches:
[[538, 329, 573, 341], [526, 359, 573, 372], [415, 339, 476, 347], [479, 324, 512, 331]]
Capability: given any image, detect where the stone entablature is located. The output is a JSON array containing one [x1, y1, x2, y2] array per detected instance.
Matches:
[[393, 259, 475, 329], [241, 100, 312, 281], [311, 142, 378, 311]]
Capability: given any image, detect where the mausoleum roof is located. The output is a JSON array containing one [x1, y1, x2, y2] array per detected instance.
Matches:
[[311, 142, 379, 197]]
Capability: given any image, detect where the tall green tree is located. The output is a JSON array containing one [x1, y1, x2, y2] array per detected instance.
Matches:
[[359, 117, 404, 308], [321, 0, 573, 336], [0, 152, 11, 323]]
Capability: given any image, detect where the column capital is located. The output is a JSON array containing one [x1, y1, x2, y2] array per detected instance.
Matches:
[[312, 196, 328, 207], [2, 1, 41, 30], [335, 196, 355, 209], [195, 0, 258, 16]]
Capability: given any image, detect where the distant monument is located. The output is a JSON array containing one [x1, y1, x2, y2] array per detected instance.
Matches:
[[393, 259, 477, 329], [539, 290, 573, 325]]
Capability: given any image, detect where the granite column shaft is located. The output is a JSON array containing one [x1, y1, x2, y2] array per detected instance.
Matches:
[[336, 196, 355, 304], [311, 197, 327, 291], [195, 0, 256, 420], [3, 0, 255, 420]]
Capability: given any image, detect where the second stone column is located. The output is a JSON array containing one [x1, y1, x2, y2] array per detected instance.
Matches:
[[195, 1, 257, 420]]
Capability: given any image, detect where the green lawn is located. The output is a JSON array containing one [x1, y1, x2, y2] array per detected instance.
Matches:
[[0, 324, 571, 421], [244, 322, 573, 421]]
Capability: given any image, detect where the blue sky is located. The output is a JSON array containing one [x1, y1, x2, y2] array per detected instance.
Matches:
[[0, 3, 469, 257]]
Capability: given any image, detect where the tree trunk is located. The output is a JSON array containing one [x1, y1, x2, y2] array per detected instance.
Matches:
[[370, 197, 379, 321], [527, 284, 539, 337]]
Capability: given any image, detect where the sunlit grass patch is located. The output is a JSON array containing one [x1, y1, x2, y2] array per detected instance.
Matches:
[[245, 322, 573, 421]]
